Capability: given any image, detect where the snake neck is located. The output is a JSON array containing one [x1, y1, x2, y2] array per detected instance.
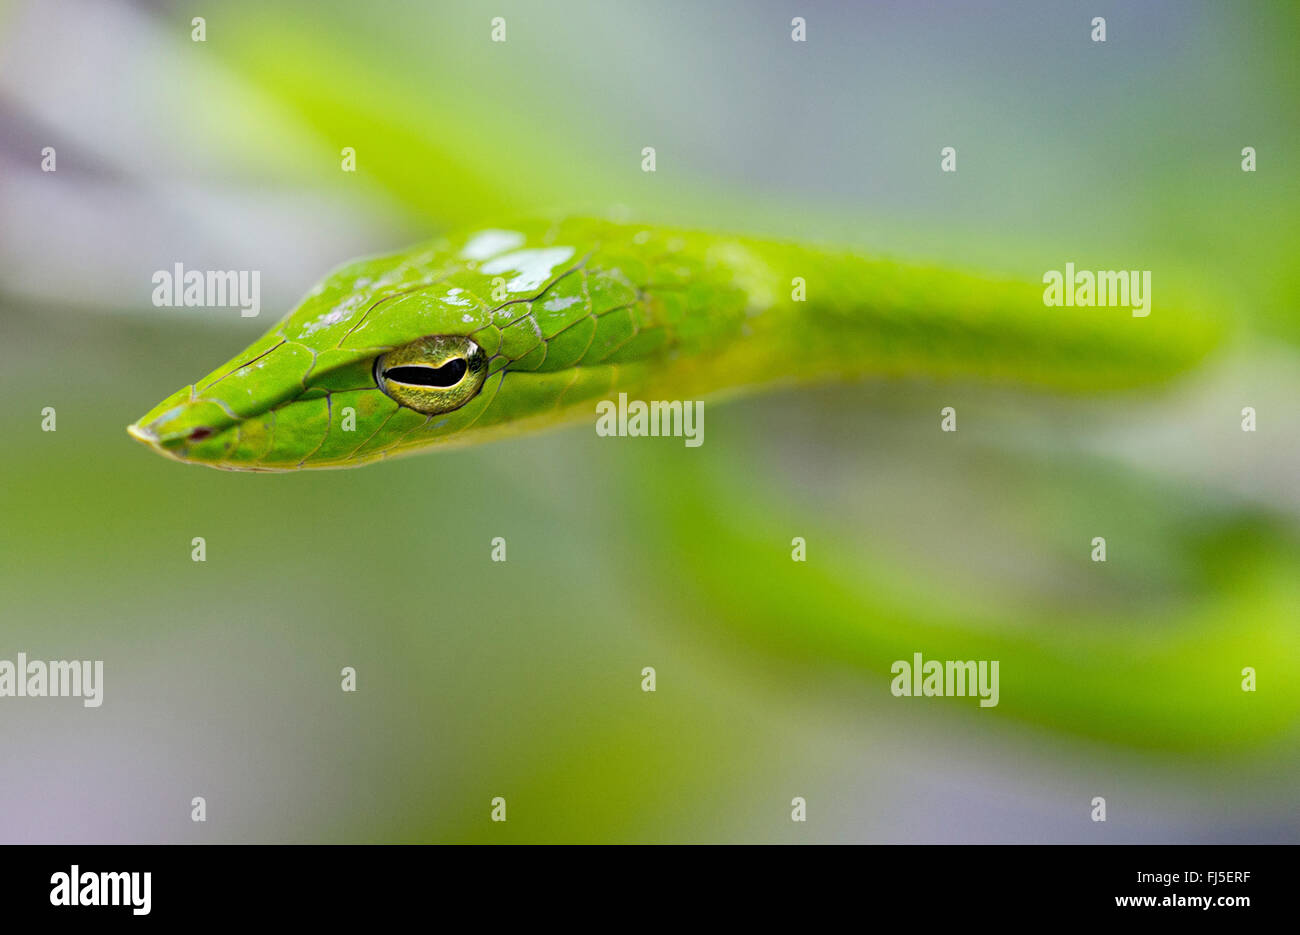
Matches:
[[644, 234, 1221, 399]]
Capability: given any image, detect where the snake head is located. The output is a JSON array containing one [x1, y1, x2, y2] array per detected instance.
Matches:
[[126, 221, 718, 470]]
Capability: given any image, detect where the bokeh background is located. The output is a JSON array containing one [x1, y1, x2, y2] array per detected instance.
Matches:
[[1, 0, 1297, 842]]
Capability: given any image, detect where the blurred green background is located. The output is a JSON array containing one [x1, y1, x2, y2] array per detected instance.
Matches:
[[1, 0, 1297, 842]]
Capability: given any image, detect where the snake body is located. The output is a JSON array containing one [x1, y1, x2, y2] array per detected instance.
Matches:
[[128, 218, 1218, 470]]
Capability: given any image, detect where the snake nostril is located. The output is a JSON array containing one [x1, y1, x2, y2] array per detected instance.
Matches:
[[187, 427, 214, 442]]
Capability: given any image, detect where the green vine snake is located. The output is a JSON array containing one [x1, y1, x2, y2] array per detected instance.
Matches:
[[127, 218, 1220, 470]]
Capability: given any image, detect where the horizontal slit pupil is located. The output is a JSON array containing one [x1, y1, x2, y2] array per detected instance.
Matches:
[[384, 360, 467, 388]]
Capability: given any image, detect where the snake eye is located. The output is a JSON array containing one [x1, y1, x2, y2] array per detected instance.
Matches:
[[375, 335, 488, 415], [384, 359, 467, 388]]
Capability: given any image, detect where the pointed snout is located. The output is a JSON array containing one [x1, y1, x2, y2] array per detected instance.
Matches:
[[126, 422, 159, 446], [127, 386, 238, 466]]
